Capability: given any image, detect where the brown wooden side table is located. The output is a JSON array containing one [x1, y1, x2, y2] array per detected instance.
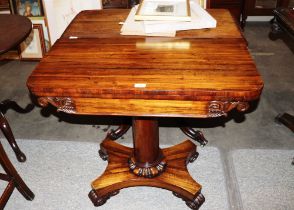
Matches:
[[0, 14, 35, 208], [27, 9, 263, 209]]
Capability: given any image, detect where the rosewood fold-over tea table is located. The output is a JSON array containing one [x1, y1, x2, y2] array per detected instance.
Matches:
[[27, 9, 263, 210]]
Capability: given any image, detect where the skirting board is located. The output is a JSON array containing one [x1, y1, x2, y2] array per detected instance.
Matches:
[[247, 16, 273, 22]]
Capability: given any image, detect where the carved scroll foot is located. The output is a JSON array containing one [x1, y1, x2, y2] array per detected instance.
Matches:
[[98, 147, 108, 161], [88, 189, 119, 207], [180, 128, 208, 146], [107, 125, 130, 140], [186, 193, 205, 210], [188, 150, 199, 163], [173, 192, 205, 210]]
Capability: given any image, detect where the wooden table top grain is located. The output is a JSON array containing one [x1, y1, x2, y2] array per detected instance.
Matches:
[[27, 9, 263, 118]]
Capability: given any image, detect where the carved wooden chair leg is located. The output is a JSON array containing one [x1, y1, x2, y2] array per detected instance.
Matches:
[[0, 112, 26, 162], [0, 100, 34, 114], [275, 113, 294, 132], [99, 125, 131, 161], [107, 125, 131, 140], [0, 141, 34, 209], [180, 127, 208, 146]]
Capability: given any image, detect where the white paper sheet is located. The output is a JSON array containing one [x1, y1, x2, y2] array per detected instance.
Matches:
[[143, 1, 216, 34], [120, 5, 176, 37]]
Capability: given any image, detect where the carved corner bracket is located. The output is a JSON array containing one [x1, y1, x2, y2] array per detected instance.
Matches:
[[208, 101, 249, 117], [38, 97, 76, 114]]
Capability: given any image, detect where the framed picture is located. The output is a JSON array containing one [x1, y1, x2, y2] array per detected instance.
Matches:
[[0, 0, 10, 12], [135, 0, 191, 21], [30, 16, 51, 52], [19, 24, 46, 60], [9, 0, 44, 17]]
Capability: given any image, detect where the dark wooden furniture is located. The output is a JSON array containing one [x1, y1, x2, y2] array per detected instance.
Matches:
[[102, 0, 138, 8], [27, 9, 263, 209], [0, 15, 32, 54], [209, 0, 244, 24], [0, 111, 35, 209], [275, 113, 294, 132], [0, 0, 9, 11], [0, 14, 34, 208], [270, 8, 294, 134], [270, 8, 294, 167], [242, 0, 292, 27], [271, 7, 294, 38]]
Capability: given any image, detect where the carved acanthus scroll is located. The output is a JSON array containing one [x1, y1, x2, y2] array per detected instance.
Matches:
[[208, 101, 249, 117], [38, 97, 76, 114]]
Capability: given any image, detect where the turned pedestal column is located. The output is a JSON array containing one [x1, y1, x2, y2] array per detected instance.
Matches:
[[129, 118, 166, 178]]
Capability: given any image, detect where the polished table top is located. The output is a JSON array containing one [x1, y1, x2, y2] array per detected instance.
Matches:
[[27, 9, 263, 118], [0, 14, 32, 55]]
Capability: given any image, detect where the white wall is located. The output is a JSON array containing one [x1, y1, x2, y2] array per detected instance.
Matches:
[[43, 0, 102, 45], [247, 16, 274, 22]]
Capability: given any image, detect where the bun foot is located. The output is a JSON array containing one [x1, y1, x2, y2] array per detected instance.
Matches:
[[172, 192, 182, 198], [88, 189, 119, 207], [188, 151, 199, 163], [98, 147, 108, 161], [186, 193, 205, 210], [173, 192, 205, 210]]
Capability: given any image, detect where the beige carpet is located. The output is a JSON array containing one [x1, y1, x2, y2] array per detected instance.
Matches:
[[0, 139, 228, 210], [232, 149, 294, 210]]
